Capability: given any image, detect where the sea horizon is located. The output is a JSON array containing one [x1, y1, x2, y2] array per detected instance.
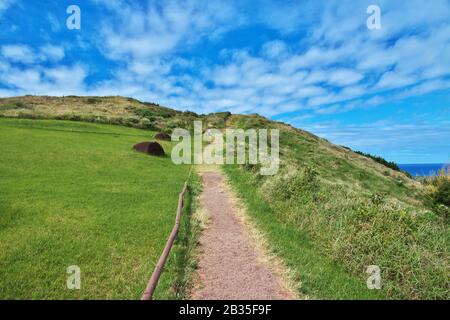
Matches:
[[398, 163, 448, 177]]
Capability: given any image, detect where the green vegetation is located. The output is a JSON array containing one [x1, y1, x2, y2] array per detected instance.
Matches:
[[168, 174, 202, 299], [0, 96, 197, 133], [435, 181, 450, 207], [0, 101, 30, 111], [353, 150, 410, 177], [1, 96, 448, 300], [226, 165, 448, 299], [0, 118, 199, 299], [134, 108, 173, 119], [223, 115, 449, 299], [419, 167, 450, 220], [224, 165, 384, 299]]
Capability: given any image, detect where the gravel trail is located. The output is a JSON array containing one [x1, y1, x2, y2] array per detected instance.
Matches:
[[191, 171, 294, 300]]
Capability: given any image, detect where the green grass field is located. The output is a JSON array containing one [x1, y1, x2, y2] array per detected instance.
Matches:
[[0, 118, 196, 299]]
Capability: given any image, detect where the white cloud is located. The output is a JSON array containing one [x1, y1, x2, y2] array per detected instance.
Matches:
[[376, 72, 418, 90], [327, 69, 364, 86], [211, 64, 242, 87], [261, 40, 289, 59], [397, 79, 450, 99], [68, 0, 449, 117], [96, 0, 238, 61], [0, 62, 87, 96], [1, 45, 35, 63], [1, 44, 65, 64], [39, 45, 65, 62]]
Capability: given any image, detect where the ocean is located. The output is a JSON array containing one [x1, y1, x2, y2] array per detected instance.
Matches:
[[399, 163, 448, 177]]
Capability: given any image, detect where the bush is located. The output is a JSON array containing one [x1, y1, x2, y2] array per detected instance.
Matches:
[[54, 114, 83, 121], [262, 166, 319, 201], [135, 108, 173, 119], [138, 117, 156, 130], [126, 116, 140, 124], [422, 168, 450, 219], [0, 102, 30, 110], [434, 180, 450, 207], [87, 98, 100, 104]]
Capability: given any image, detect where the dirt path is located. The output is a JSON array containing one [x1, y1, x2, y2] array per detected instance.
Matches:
[[191, 169, 295, 300]]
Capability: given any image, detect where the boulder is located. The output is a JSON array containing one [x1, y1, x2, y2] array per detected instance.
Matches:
[[133, 141, 165, 156], [154, 132, 171, 141]]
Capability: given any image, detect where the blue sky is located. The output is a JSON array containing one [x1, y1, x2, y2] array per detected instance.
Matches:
[[0, 0, 449, 163]]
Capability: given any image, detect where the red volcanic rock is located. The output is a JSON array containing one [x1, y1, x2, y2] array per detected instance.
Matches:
[[154, 132, 171, 141], [133, 141, 165, 156]]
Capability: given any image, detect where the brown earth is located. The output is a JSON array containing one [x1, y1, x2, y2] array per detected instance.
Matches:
[[191, 170, 295, 300]]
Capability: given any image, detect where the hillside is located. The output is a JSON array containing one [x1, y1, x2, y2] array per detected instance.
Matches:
[[0, 95, 422, 198], [1, 95, 448, 299]]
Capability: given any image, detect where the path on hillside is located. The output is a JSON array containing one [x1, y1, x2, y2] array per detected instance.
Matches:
[[191, 170, 295, 300]]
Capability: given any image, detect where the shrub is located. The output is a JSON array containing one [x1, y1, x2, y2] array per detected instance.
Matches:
[[434, 204, 450, 221], [135, 108, 172, 119], [183, 111, 199, 117], [0, 102, 30, 110], [434, 180, 450, 207], [433, 180, 450, 220], [17, 112, 39, 119], [55, 114, 83, 121], [262, 166, 319, 201], [421, 167, 450, 219], [138, 117, 156, 130], [126, 116, 140, 124], [87, 98, 100, 104]]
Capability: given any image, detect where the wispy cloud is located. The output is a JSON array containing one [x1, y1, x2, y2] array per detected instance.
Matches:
[[1, 0, 450, 162], [1, 44, 65, 64], [96, 0, 239, 61], [300, 120, 450, 163], [2, 0, 450, 116]]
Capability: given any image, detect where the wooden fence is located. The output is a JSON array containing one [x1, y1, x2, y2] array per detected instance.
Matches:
[[141, 181, 189, 300]]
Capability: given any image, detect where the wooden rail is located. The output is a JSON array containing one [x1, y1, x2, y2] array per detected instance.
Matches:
[[141, 181, 189, 300]]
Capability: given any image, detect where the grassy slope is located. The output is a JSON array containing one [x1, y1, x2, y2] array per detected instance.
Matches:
[[0, 95, 193, 132], [0, 118, 196, 299], [224, 115, 449, 299], [224, 165, 384, 299], [1, 96, 448, 299]]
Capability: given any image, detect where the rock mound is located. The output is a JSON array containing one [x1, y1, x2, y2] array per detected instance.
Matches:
[[133, 141, 165, 156], [155, 132, 171, 141]]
